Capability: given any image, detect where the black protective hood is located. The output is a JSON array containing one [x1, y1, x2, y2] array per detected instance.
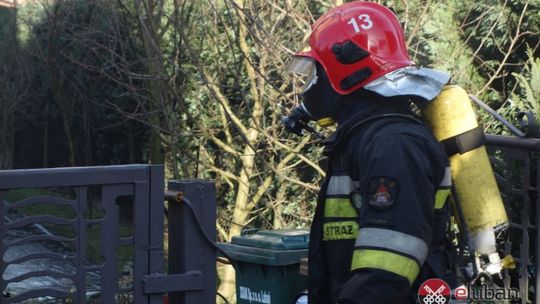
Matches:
[[323, 90, 419, 155]]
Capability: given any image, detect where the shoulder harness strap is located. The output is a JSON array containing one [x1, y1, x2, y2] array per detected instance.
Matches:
[[324, 113, 423, 157]]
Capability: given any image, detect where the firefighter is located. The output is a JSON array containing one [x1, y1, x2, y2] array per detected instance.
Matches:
[[283, 2, 458, 303]]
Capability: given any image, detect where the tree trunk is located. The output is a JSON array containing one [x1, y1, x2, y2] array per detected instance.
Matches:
[[47, 7, 76, 167], [128, 130, 135, 164], [43, 103, 49, 168], [148, 118, 163, 164], [0, 110, 14, 170], [54, 90, 76, 167], [273, 181, 287, 229], [138, 0, 165, 165], [83, 100, 92, 166], [218, 104, 264, 302]]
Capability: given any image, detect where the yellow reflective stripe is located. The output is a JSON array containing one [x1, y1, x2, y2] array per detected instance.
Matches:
[[434, 188, 450, 209], [316, 117, 336, 127], [323, 221, 359, 241], [324, 198, 358, 218], [351, 249, 420, 285]]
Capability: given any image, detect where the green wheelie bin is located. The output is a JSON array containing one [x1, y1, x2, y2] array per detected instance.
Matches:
[[218, 229, 309, 304]]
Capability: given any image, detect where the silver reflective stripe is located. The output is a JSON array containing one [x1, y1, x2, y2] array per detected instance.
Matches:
[[364, 66, 450, 102], [440, 166, 452, 187], [326, 175, 355, 196], [355, 227, 429, 264]]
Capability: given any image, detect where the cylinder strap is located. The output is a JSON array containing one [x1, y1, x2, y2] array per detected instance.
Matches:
[[441, 127, 486, 156]]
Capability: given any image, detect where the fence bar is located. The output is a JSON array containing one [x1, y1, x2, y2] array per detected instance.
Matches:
[[486, 134, 540, 151], [486, 134, 540, 303], [0, 165, 151, 188], [167, 180, 217, 304], [148, 166, 165, 304], [536, 157, 540, 304]]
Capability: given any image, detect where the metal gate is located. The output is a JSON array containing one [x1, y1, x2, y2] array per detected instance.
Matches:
[[486, 134, 540, 304], [0, 165, 216, 304]]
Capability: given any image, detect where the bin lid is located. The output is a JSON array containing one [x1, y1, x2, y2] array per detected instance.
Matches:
[[217, 229, 310, 266], [232, 229, 309, 250]]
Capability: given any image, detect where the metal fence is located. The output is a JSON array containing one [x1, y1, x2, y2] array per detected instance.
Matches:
[[486, 134, 540, 304], [0, 165, 216, 304]]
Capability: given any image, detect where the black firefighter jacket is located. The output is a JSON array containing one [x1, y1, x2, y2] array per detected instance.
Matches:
[[307, 108, 457, 304]]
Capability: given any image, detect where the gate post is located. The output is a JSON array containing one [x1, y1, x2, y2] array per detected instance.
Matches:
[[167, 180, 217, 304]]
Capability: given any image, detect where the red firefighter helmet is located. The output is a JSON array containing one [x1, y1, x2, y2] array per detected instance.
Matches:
[[288, 1, 413, 95]]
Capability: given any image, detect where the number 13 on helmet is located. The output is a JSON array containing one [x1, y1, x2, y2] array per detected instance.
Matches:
[[287, 1, 413, 95]]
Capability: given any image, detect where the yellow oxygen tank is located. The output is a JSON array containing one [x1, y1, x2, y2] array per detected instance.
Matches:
[[422, 85, 509, 274]]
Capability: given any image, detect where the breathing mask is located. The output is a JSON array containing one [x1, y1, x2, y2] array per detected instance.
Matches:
[[282, 57, 341, 138]]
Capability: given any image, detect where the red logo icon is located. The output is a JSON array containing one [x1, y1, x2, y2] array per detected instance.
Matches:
[[418, 278, 451, 304], [454, 285, 468, 300]]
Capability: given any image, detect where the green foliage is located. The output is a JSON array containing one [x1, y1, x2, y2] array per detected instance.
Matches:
[[385, 0, 539, 135], [3, 0, 539, 230], [5, 189, 51, 203], [512, 49, 540, 118], [420, 1, 490, 92], [7, 1, 151, 168]]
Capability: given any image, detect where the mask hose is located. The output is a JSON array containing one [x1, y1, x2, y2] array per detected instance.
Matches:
[[281, 105, 326, 140]]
